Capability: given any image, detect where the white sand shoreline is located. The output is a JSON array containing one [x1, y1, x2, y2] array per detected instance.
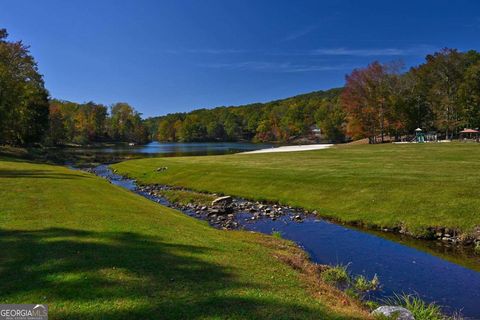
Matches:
[[242, 144, 334, 154]]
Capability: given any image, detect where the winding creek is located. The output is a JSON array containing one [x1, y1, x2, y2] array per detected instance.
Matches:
[[78, 142, 480, 319]]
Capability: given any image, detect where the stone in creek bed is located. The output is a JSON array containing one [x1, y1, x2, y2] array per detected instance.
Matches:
[[372, 306, 414, 320], [207, 209, 221, 216]]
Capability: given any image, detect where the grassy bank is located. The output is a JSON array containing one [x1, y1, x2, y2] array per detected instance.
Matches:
[[112, 143, 480, 239], [0, 156, 368, 319]]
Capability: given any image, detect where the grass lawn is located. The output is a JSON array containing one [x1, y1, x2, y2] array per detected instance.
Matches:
[[0, 156, 367, 319], [112, 143, 480, 237]]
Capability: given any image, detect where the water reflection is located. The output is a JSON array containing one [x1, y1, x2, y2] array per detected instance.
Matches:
[[53, 141, 273, 164]]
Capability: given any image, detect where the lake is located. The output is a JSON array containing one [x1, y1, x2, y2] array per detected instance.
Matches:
[[56, 141, 274, 164]]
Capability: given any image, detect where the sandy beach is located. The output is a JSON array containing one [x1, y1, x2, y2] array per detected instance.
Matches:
[[242, 144, 333, 154]]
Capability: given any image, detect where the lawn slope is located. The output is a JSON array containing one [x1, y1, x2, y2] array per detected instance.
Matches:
[[0, 157, 367, 319], [112, 143, 480, 237]]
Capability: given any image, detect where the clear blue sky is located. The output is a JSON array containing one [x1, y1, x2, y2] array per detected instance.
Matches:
[[2, 0, 480, 117]]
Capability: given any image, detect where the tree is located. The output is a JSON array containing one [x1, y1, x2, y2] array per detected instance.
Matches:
[[46, 104, 66, 145], [0, 28, 49, 145], [107, 103, 148, 143], [341, 61, 401, 143], [413, 49, 468, 139], [180, 114, 206, 142], [46, 99, 148, 145], [459, 60, 480, 129], [314, 100, 346, 142], [157, 119, 175, 141]]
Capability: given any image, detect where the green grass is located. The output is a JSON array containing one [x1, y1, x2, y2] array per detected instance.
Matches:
[[112, 143, 480, 237], [0, 156, 368, 319]]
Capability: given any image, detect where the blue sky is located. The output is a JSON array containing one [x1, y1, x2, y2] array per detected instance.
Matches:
[[1, 0, 480, 117]]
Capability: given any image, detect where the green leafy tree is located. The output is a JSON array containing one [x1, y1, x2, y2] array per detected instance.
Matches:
[[314, 100, 346, 142], [0, 28, 49, 145]]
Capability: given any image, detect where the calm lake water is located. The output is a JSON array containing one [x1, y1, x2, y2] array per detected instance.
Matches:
[[89, 143, 480, 319], [64, 141, 273, 162]]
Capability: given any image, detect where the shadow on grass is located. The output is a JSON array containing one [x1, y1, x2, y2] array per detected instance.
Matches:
[[0, 169, 91, 180], [0, 228, 352, 320]]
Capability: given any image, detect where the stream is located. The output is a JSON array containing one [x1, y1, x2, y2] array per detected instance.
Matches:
[[93, 164, 480, 319]]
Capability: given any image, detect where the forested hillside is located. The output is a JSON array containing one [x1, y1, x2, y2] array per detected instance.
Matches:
[[147, 48, 480, 144], [147, 88, 344, 143]]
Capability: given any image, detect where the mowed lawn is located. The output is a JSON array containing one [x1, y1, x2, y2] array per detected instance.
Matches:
[[113, 143, 480, 237], [0, 157, 367, 320]]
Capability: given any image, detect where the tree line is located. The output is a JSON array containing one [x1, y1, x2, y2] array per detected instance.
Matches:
[[149, 48, 480, 144], [2, 26, 480, 146], [150, 89, 344, 143], [48, 100, 149, 145], [342, 49, 480, 143], [0, 28, 148, 146]]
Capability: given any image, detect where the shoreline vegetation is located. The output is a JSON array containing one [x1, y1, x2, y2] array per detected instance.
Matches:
[[111, 143, 480, 248]]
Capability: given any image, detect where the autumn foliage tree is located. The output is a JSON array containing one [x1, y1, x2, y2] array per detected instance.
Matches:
[[341, 61, 402, 143]]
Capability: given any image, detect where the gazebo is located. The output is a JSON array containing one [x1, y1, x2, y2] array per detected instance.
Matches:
[[414, 128, 425, 143], [460, 128, 479, 141]]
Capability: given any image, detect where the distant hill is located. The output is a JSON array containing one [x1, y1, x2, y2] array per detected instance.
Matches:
[[144, 88, 345, 143]]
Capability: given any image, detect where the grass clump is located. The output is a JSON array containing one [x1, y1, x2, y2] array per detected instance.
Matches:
[[271, 230, 283, 239], [384, 294, 448, 320], [353, 274, 380, 292], [475, 242, 480, 254], [321, 264, 380, 303], [321, 264, 350, 284]]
